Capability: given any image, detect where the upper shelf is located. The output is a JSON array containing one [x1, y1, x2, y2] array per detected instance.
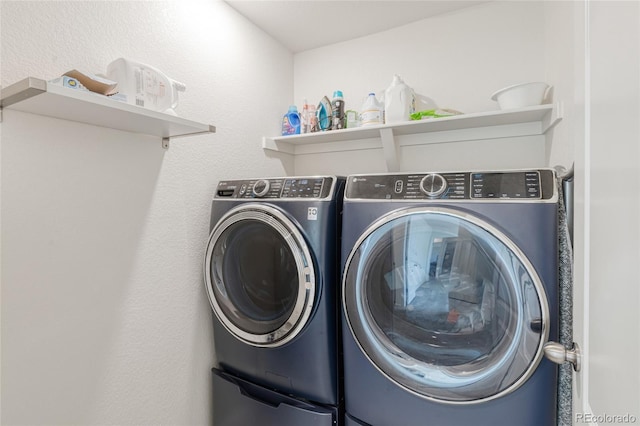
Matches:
[[262, 103, 562, 156], [0, 77, 215, 148]]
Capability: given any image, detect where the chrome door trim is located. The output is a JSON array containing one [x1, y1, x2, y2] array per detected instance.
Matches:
[[342, 206, 551, 404], [204, 203, 316, 347]]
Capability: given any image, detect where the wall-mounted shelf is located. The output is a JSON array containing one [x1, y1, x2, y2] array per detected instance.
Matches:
[[263, 103, 562, 171], [0, 77, 216, 149]]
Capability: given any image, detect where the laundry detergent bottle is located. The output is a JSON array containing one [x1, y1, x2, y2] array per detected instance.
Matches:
[[360, 92, 383, 126], [331, 90, 345, 130], [384, 74, 414, 123], [106, 58, 186, 115], [282, 105, 301, 135]]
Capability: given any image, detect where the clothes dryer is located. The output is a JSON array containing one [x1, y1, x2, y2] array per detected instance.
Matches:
[[340, 169, 564, 426], [204, 176, 344, 408]]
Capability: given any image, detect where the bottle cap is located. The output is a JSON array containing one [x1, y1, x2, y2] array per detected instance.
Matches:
[[288, 105, 298, 113], [333, 90, 343, 99]]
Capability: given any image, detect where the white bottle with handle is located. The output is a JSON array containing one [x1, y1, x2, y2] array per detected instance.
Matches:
[[106, 58, 186, 115], [384, 75, 414, 123], [360, 93, 383, 126]]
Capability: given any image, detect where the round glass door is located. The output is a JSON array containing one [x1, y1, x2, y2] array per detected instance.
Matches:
[[204, 204, 315, 347], [343, 207, 549, 403]]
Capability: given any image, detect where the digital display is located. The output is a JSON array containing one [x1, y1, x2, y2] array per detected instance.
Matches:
[[282, 178, 324, 198], [471, 172, 540, 199]]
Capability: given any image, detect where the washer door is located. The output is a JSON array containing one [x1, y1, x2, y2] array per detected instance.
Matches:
[[205, 204, 315, 347], [343, 207, 550, 403]]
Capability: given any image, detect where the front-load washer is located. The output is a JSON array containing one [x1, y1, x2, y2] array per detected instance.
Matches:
[[204, 176, 345, 408], [341, 169, 562, 426]]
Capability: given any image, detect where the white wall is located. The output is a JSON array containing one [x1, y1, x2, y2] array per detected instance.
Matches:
[[588, 0, 640, 419], [542, 1, 640, 421], [294, 1, 546, 115], [1, 1, 292, 424], [291, 1, 552, 175], [542, 1, 582, 171]]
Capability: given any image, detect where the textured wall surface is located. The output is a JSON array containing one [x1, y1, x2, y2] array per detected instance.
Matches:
[[289, 1, 566, 175], [1, 1, 291, 424], [294, 2, 545, 117]]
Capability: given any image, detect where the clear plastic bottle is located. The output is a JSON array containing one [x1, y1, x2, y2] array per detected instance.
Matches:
[[301, 99, 311, 134], [331, 90, 345, 130], [360, 93, 383, 126]]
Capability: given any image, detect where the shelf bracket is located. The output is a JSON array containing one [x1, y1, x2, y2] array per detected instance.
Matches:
[[379, 127, 399, 172], [160, 126, 216, 150], [542, 102, 563, 133]]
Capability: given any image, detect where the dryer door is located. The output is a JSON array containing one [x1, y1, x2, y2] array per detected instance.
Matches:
[[343, 207, 550, 403], [205, 204, 315, 347]]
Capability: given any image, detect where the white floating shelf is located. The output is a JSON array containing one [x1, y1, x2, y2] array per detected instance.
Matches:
[[262, 103, 562, 171], [0, 77, 215, 148]]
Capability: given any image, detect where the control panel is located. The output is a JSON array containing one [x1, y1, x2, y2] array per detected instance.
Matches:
[[346, 170, 555, 201], [470, 171, 541, 199], [215, 177, 333, 199]]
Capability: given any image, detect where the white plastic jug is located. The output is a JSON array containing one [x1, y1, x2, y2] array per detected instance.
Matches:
[[106, 58, 186, 115], [360, 92, 383, 126], [384, 75, 414, 124]]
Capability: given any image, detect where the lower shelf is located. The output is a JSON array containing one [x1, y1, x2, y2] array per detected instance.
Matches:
[[262, 103, 562, 171]]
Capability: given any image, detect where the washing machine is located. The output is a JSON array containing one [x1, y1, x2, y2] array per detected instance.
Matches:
[[204, 176, 345, 413], [340, 169, 563, 426]]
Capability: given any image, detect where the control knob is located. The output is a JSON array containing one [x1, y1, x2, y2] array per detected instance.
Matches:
[[420, 173, 447, 197], [252, 179, 270, 197]]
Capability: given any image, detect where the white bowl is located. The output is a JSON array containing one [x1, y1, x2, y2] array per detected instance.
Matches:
[[490, 82, 550, 110]]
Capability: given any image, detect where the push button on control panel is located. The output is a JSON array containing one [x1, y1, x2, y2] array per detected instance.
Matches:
[[394, 180, 404, 194]]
